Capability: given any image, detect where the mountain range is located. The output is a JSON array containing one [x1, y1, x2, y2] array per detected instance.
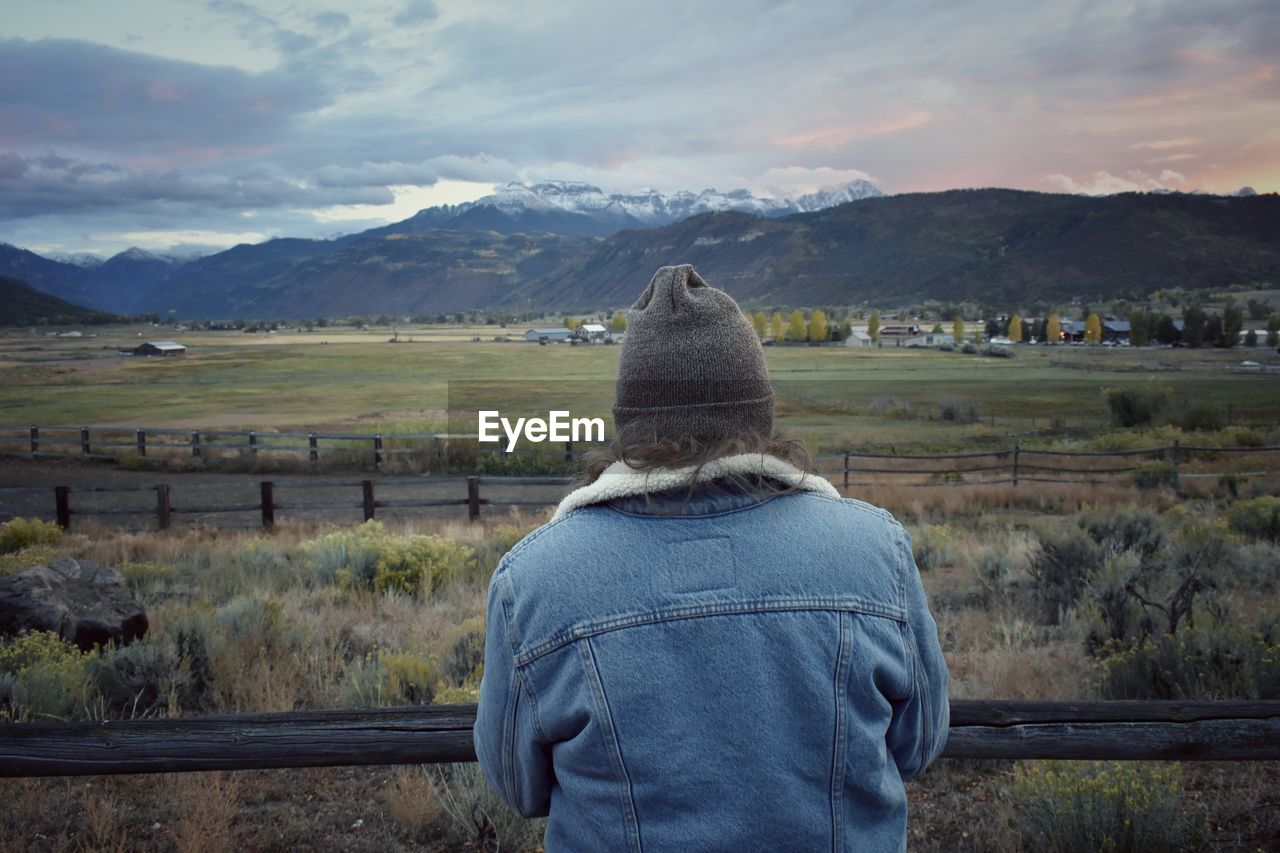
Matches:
[[1, 183, 1277, 319]]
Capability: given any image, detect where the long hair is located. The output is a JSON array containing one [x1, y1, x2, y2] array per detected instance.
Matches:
[[578, 430, 818, 510]]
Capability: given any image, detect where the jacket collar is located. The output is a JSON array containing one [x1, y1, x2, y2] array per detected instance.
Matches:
[[551, 453, 840, 521]]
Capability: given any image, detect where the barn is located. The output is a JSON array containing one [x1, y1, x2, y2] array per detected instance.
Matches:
[[133, 341, 187, 357]]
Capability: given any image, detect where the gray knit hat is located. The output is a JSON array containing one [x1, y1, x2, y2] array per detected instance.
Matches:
[[612, 264, 774, 445]]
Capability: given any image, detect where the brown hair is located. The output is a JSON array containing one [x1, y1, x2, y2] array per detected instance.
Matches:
[[579, 430, 818, 505]]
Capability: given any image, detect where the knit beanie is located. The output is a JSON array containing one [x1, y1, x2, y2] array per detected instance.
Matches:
[[612, 264, 774, 445]]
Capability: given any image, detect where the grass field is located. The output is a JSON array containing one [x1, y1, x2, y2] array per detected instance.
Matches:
[[3, 324, 1279, 453]]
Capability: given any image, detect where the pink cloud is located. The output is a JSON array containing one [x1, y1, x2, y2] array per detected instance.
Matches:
[[776, 111, 933, 149]]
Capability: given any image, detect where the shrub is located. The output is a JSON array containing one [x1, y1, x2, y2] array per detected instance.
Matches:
[[1094, 623, 1280, 700], [1028, 525, 1100, 623], [909, 524, 956, 572], [1103, 384, 1170, 427], [0, 632, 94, 722], [1178, 402, 1225, 432], [981, 344, 1014, 357], [0, 543, 63, 576], [1132, 462, 1178, 491], [444, 618, 486, 688], [0, 517, 62, 555], [90, 641, 187, 717], [424, 763, 546, 851], [119, 561, 177, 591], [1227, 496, 1280, 542], [960, 341, 978, 354], [340, 649, 438, 706], [299, 521, 477, 595], [1012, 761, 1198, 853]]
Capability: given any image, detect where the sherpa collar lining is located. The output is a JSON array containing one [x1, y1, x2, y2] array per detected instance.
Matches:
[[551, 453, 841, 521]]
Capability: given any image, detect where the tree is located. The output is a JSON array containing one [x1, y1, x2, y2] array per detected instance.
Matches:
[[769, 312, 784, 343], [1008, 314, 1023, 343], [1129, 309, 1149, 347], [807, 309, 829, 343], [1182, 306, 1205, 348], [952, 316, 965, 344], [1084, 313, 1102, 344], [565, 318, 582, 332], [1154, 314, 1180, 345], [1046, 313, 1061, 345], [1220, 304, 1243, 348], [787, 310, 807, 343], [751, 311, 767, 338], [868, 311, 881, 342], [611, 314, 627, 332], [1245, 329, 1258, 347], [838, 319, 853, 342], [1268, 314, 1280, 348]]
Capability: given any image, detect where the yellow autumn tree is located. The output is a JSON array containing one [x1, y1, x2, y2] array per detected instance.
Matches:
[[751, 311, 767, 338], [868, 311, 881, 342], [611, 314, 626, 331], [1084, 313, 1102, 344], [769, 312, 784, 342], [808, 309, 829, 343], [788, 310, 807, 343], [1046, 313, 1062, 344], [1008, 314, 1023, 343], [952, 316, 965, 344]]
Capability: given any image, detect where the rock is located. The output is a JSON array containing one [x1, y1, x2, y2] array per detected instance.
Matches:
[[0, 557, 148, 649]]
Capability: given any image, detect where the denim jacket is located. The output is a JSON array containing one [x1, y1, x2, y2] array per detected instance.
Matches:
[[475, 454, 949, 852]]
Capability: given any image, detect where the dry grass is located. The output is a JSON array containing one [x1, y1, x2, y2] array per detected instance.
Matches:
[[174, 773, 240, 853]]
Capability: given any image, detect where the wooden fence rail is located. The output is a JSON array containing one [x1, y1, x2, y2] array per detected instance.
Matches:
[[4, 476, 578, 530], [2, 700, 1277, 778]]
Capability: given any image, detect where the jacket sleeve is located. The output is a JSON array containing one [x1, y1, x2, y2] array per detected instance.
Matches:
[[886, 524, 950, 779], [473, 571, 555, 817]]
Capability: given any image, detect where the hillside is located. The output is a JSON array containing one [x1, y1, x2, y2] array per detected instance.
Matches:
[[510, 189, 1280, 310], [4, 188, 1277, 317], [0, 275, 120, 325]]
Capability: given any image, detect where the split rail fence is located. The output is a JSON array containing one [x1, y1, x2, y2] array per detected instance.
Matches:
[[2, 700, 1278, 777]]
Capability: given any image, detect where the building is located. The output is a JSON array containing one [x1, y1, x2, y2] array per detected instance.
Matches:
[[843, 330, 874, 348], [523, 327, 573, 344], [133, 341, 187, 357], [577, 323, 610, 343]]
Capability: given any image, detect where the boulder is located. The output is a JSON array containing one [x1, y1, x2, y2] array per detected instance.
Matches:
[[0, 557, 148, 649]]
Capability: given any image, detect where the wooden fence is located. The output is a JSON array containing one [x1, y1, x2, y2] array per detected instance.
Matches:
[[2, 700, 1277, 777], [0, 476, 574, 530], [0, 424, 588, 469]]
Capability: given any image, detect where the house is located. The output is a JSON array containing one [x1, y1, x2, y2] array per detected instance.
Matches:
[[133, 341, 187, 357], [577, 323, 610, 344], [844, 330, 874, 348], [523, 327, 573, 344]]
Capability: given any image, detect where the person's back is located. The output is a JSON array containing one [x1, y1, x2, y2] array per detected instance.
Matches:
[[475, 265, 948, 851]]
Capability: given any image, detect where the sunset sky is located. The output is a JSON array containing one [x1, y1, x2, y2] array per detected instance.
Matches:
[[2, 0, 1277, 255]]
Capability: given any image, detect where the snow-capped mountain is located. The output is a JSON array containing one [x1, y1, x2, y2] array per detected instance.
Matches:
[[380, 179, 886, 238]]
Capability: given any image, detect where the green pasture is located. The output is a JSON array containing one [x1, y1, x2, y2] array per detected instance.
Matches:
[[1, 325, 1278, 451]]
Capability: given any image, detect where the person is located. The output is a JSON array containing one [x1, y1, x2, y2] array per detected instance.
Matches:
[[474, 264, 949, 852]]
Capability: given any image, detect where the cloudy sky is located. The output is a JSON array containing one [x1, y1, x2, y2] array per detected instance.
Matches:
[[2, 0, 1277, 256]]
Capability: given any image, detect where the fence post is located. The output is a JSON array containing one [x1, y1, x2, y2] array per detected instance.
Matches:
[[1012, 445, 1020, 487], [467, 476, 480, 521], [843, 452, 850, 489], [564, 440, 573, 462], [1170, 440, 1180, 467], [362, 480, 375, 521], [191, 431, 201, 459], [156, 484, 171, 531], [248, 431, 257, 459], [29, 426, 39, 455], [309, 434, 318, 464], [54, 486, 70, 529], [260, 482, 274, 529], [137, 429, 146, 457], [373, 435, 383, 468], [80, 427, 91, 456]]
